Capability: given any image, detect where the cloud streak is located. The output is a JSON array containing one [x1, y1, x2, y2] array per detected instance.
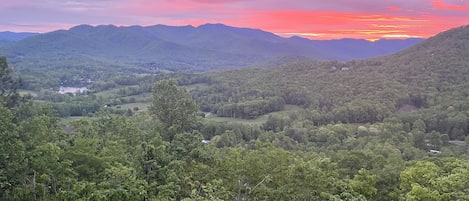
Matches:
[[0, 0, 468, 39], [433, 0, 469, 10]]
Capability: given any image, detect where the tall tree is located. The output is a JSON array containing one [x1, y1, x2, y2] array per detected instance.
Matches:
[[0, 56, 21, 109], [149, 79, 199, 140], [0, 104, 24, 199]]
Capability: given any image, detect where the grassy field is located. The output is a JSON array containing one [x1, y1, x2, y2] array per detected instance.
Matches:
[[125, 93, 153, 102], [204, 105, 304, 125], [184, 83, 210, 91], [59, 116, 89, 125], [25, 82, 303, 127], [112, 102, 151, 112], [18, 89, 38, 97], [93, 87, 128, 99], [91, 82, 207, 113]]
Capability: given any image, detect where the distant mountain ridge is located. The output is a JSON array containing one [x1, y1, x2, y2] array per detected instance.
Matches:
[[0, 31, 39, 41], [0, 23, 423, 70], [0, 31, 39, 46]]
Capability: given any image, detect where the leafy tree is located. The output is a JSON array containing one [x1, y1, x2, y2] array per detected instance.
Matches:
[[412, 119, 426, 133], [0, 104, 24, 198], [0, 56, 21, 109], [350, 169, 377, 199], [29, 142, 75, 198], [400, 159, 469, 200], [263, 115, 285, 132], [150, 79, 199, 140]]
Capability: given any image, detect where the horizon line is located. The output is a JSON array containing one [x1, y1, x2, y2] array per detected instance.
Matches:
[[1, 22, 431, 42]]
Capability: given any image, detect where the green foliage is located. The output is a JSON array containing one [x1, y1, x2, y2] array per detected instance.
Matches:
[[350, 169, 377, 199], [150, 79, 199, 140], [0, 56, 22, 109], [0, 104, 24, 197], [2, 93, 469, 201], [400, 159, 469, 200]]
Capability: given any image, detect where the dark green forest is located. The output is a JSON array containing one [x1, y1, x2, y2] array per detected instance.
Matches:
[[1, 25, 469, 201]]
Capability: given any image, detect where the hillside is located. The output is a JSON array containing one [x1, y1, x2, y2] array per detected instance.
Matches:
[[0, 24, 422, 89], [185, 24, 469, 139], [0, 31, 38, 41], [1, 23, 422, 63], [0, 31, 39, 46]]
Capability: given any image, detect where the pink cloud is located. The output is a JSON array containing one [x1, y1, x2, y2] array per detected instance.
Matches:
[[388, 6, 402, 11], [221, 10, 437, 39], [110, 0, 468, 39], [191, 0, 249, 4], [433, 0, 469, 10]]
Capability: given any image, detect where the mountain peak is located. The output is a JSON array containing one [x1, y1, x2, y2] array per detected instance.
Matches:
[[197, 23, 230, 28], [149, 24, 195, 29], [69, 24, 94, 32]]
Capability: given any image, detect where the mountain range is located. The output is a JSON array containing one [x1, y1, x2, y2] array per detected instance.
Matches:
[[0, 23, 422, 74], [0, 31, 38, 41], [0, 31, 39, 46], [191, 24, 469, 135]]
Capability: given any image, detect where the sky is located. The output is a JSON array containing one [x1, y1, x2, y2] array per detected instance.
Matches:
[[0, 0, 468, 40]]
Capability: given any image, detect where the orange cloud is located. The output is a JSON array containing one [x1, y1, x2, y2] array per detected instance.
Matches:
[[224, 10, 437, 40], [382, 34, 423, 38], [433, 0, 469, 10], [82, 3, 469, 41]]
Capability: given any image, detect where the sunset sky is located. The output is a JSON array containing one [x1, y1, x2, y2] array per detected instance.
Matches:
[[0, 0, 468, 40]]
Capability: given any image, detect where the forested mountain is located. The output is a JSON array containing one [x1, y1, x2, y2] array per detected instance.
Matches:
[[1, 23, 422, 64], [0, 31, 38, 42], [0, 31, 38, 46], [185, 24, 469, 139], [0, 24, 422, 90]]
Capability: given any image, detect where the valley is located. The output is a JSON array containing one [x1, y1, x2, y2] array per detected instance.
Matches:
[[1, 23, 469, 201]]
